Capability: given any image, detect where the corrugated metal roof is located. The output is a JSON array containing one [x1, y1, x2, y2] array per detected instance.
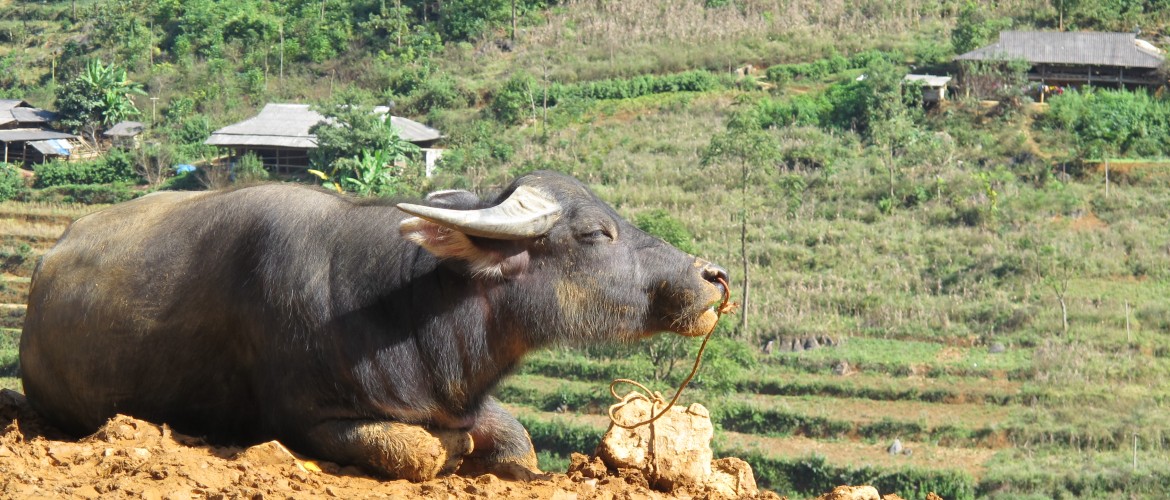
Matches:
[[956, 31, 1165, 68], [904, 74, 952, 87], [10, 107, 55, 123], [0, 129, 77, 142], [205, 103, 442, 148], [205, 134, 317, 148], [0, 100, 27, 112], [28, 139, 73, 156], [389, 116, 442, 143], [0, 100, 56, 127], [104, 121, 146, 137]]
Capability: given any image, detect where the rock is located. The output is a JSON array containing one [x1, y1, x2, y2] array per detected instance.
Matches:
[[988, 342, 1006, 354], [236, 441, 299, 467], [816, 485, 881, 500], [706, 457, 758, 498], [596, 394, 759, 497], [804, 337, 821, 350], [832, 361, 851, 376], [597, 396, 712, 492], [567, 453, 607, 479], [887, 439, 902, 455]]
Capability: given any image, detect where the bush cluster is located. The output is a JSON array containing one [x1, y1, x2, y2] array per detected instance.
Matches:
[[27, 183, 140, 204], [0, 163, 28, 202], [491, 70, 728, 123], [765, 50, 902, 83], [1042, 88, 1170, 159], [33, 151, 139, 188]]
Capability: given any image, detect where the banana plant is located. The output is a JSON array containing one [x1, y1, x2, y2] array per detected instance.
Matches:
[[308, 149, 399, 197]]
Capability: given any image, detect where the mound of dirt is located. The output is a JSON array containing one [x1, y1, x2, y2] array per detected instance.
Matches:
[[0, 389, 754, 499], [0, 389, 921, 499]]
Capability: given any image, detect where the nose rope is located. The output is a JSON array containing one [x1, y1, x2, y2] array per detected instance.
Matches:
[[607, 276, 737, 429]]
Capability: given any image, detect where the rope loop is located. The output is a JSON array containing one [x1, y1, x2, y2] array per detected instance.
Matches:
[[607, 277, 735, 429]]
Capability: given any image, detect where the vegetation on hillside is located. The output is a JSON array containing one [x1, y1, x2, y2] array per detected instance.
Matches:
[[1, 0, 1169, 497]]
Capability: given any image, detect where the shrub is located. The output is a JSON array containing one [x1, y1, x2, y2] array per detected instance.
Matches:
[[27, 182, 140, 204], [0, 163, 28, 201], [160, 171, 204, 191], [407, 73, 473, 113], [490, 71, 538, 124], [33, 150, 139, 187], [634, 209, 695, 254], [1042, 88, 1170, 159], [232, 151, 269, 183]]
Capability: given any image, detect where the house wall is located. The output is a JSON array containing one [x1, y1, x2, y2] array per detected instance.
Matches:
[[232, 147, 313, 173]]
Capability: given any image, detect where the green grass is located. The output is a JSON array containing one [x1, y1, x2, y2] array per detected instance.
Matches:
[[0, 377, 19, 392], [0, 328, 18, 378]]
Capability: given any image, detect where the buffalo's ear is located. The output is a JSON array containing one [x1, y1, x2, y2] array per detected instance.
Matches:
[[400, 217, 529, 279]]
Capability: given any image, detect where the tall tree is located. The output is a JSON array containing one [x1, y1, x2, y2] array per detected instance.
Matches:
[[951, 2, 1012, 54], [55, 60, 146, 145], [310, 101, 422, 197], [702, 111, 782, 340], [858, 59, 919, 204]]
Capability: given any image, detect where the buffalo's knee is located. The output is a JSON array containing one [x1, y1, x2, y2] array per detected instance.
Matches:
[[306, 420, 472, 481], [459, 398, 541, 479]]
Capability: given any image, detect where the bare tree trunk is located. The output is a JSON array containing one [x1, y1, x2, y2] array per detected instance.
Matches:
[[1060, 295, 1068, 335], [739, 160, 750, 337], [1059, 0, 1065, 31]]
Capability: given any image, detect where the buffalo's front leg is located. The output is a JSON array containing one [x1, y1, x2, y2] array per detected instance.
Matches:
[[304, 420, 472, 481], [458, 397, 542, 479]]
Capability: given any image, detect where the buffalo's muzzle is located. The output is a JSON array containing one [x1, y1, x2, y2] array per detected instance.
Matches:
[[701, 264, 730, 296]]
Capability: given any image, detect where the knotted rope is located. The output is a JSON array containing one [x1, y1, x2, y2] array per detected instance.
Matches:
[[607, 277, 736, 429]]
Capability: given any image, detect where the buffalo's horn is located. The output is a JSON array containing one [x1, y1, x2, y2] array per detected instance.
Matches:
[[397, 185, 562, 239]]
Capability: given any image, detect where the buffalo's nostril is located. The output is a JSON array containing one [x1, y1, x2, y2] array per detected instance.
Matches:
[[702, 265, 730, 288]]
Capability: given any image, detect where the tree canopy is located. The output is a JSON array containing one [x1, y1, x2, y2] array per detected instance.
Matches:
[[55, 60, 146, 144]]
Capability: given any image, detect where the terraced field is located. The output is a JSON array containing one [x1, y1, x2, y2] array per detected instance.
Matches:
[[0, 202, 102, 391], [503, 338, 1170, 498]]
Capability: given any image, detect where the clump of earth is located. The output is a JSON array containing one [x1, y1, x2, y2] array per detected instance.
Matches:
[[0, 389, 923, 499]]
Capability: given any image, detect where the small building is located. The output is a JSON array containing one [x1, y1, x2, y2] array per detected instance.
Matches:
[[205, 103, 443, 174], [0, 99, 57, 130], [104, 121, 146, 149], [955, 31, 1166, 96], [0, 100, 79, 165], [0, 129, 78, 164], [903, 74, 953, 103]]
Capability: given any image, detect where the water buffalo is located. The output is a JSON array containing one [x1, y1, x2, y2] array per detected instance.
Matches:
[[20, 170, 729, 480]]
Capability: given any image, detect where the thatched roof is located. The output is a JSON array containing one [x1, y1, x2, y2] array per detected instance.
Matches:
[[205, 104, 442, 149], [956, 31, 1165, 68], [0, 99, 57, 127]]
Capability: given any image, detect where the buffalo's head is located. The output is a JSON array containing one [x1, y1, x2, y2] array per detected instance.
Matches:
[[398, 171, 728, 345]]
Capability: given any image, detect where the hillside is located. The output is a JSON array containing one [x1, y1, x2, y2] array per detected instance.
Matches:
[[2, 0, 1170, 498]]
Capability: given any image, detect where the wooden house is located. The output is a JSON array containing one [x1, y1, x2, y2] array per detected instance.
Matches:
[[903, 74, 953, 103], [104, 121, 146, 149], [955, 31, 1166, 98], [0, 99, 79, 165], [205, 104, 443, 174]]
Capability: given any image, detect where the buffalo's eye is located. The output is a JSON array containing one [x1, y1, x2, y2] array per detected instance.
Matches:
[[578, 228, 613, 242]]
